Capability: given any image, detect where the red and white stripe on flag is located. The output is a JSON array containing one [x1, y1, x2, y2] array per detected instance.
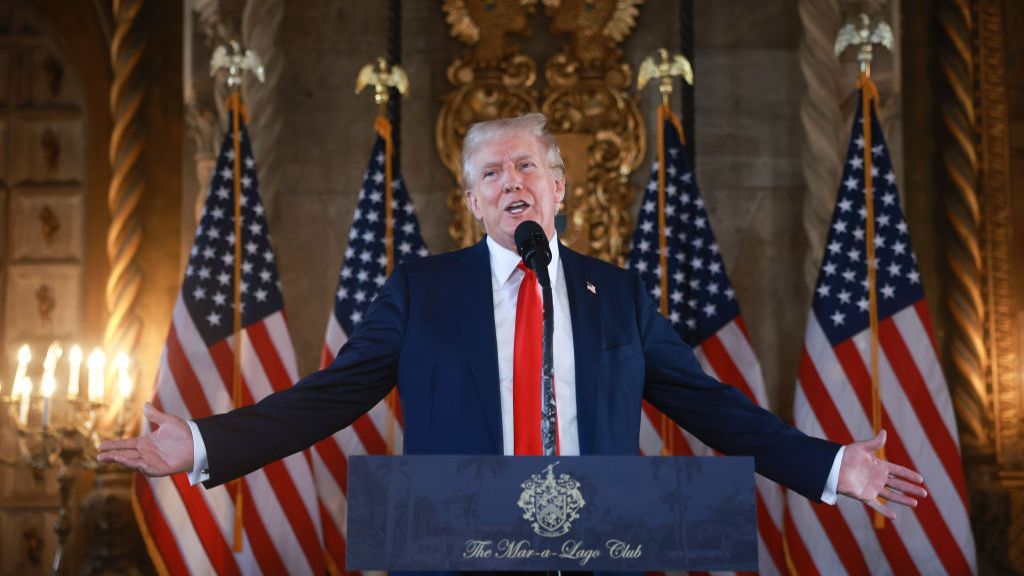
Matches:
[[135, 302, 326, 576], [313, 130, 425, 573], [786, 308, 976, 575], [134, 107, 325, 575], [786, 89, 976, 575], [628, 111, 787, 576]]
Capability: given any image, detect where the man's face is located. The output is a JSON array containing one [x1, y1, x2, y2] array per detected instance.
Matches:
[[464, 133, 565, 252]]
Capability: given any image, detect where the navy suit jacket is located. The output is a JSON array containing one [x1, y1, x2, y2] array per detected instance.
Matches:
[[197, 240, 839, 501]]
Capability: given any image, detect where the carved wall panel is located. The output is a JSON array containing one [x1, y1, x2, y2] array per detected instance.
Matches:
[[10, 188, 83, 260], [976, 0, 1021, 470], [3, 264, 82, 344], [437, 0, 645, 263], [9, 118, 84, 183]]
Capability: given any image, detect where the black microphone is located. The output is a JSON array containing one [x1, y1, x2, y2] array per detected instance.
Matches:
[[514, 221, 552, 286]]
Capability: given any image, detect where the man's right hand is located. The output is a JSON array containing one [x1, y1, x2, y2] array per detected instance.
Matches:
[[98, 402, 194, 477]]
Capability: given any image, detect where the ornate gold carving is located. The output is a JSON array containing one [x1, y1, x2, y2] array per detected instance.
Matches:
[[940, 0, 989, 456], [438, 0, 645, 262], [541, 0, 645, 263], [544, 0, 641, 64], [105, 0, 145, 360], [442, 0, 537, 63], [38, 204, 60, 244], [976, 0, 1021, 468], [438, 0, 540, 247]]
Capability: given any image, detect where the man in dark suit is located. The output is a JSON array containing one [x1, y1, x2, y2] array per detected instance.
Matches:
[[99, 113, 925, 518]]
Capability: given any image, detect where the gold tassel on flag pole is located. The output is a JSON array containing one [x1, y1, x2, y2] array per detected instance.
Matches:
[[356, 57, 409, 453], [638, 48, 693, 457], [835, 13, 894, 531], [210, 40, 265, 553]]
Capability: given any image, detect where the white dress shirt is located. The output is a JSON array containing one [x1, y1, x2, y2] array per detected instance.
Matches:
[[189, 235, 842, 503], [487, 235, 579, 456]]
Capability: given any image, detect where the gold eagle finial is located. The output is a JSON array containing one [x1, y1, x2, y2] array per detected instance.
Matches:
[[355, 58, 409, 116], [835, 13, 893, 75], [637, 48, 693, 107], [210, 41, 265, 89]]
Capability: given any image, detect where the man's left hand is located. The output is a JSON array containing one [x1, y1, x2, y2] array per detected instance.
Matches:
[[838, 429, 928, 519]]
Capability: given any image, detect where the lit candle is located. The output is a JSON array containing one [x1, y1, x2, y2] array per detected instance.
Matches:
[[12, 344, 31, 397], [18, 377, 32, 425], [87, 349, 106, 403], [67, 345, 83, 399], [40, 373, 56, 428], [42, 341, 63, 371]]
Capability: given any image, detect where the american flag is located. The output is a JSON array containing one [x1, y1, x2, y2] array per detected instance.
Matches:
[[314, 123, 428, 573], [134, 104, 326, 574], [785, 89, 976, 575], [627, 109, 787, 575]]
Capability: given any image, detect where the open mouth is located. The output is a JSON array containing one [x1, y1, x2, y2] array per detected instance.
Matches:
[[505, 200, 530, 215]]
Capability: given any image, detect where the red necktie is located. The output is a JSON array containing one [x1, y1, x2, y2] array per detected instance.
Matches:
[[513, 263, 550, 455]]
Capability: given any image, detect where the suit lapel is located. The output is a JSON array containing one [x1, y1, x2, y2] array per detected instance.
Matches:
[[456, 240, 503, 452], [558, 244, 601, 454]]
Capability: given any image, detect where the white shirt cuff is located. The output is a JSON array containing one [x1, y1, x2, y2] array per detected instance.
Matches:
[[820, 445, 845, 505], [186, 420, 210, 486]]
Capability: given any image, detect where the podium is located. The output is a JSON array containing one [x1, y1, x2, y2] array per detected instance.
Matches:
[[346, 455, 758, 572]]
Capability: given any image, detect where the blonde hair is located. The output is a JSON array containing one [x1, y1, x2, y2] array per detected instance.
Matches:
[[461, 113, 565, 188]]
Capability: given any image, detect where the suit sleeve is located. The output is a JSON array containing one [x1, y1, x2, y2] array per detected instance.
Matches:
[[194, 264, 410, 488], [635, 272, 841, 501]]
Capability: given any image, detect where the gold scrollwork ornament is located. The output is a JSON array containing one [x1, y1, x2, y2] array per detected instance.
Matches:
[[540, 0, 645, 263], [439, 0, 542, 246]]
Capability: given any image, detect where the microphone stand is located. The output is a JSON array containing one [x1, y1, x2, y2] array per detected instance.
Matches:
[[533, 263, 556, 457]]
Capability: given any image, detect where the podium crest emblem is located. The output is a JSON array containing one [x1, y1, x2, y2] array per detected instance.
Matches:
[[517, 462, 586, 537]]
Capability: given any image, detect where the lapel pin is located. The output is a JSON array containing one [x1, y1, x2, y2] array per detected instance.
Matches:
[[586, 281, 597, 295]]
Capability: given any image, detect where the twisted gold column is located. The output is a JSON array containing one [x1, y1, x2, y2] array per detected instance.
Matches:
[[105, 0, 145, 361], [940, 0, 988, 454]]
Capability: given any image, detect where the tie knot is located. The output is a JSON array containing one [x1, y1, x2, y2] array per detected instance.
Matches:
[[517, 262, 531, 275]]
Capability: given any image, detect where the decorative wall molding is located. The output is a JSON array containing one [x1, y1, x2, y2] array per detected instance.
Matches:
[[976, 0, 1021, 470]]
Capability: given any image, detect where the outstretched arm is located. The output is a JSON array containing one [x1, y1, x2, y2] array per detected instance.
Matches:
[[99, 263, 410, 485]]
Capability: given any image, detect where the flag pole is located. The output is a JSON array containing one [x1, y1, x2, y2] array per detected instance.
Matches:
[[357, 57, 409, 453], [211, 40, 266, 553], [835, 13, 892, 530], [638, 48, 693, 456]]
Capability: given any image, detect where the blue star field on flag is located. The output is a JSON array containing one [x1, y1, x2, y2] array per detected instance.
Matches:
[[183, 113, 284, 345], [627, 118, 739, 346], [333, 136, 428, 333], [812, 94, 923, 346]]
